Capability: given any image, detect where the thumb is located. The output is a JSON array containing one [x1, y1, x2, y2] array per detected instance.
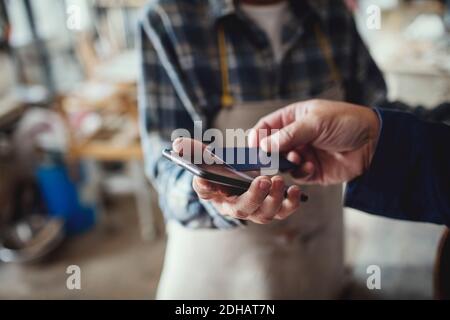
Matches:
[[260, 120, 317, 153]]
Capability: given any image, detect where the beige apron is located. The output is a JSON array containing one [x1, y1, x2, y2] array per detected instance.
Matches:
[[157, 25, 345, 300]]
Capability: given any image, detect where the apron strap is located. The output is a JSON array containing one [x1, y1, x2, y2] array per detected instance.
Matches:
[[218, 23, 343, 109], [314, 24, 343, 85], [218, 25, 234, 108]]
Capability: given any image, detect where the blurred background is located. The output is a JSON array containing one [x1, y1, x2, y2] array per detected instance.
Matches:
[[0, 0, 449, 299]]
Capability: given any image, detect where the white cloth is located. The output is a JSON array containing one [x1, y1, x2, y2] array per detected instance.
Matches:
[[240, 1, 291, 63]]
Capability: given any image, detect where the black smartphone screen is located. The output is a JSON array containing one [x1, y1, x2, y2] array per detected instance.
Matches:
[[162, 149, 255, 192], [196, 162, 258, 183]]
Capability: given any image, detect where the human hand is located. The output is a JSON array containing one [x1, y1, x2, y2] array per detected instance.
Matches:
[[172, 138, 302, 224], [249, 100, 381, 185]]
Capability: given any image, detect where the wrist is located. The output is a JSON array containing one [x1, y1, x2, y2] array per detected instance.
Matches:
[[364, 108, 382, 171]]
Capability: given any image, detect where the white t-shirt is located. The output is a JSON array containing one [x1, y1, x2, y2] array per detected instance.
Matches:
[[240, 1, 291, 63]]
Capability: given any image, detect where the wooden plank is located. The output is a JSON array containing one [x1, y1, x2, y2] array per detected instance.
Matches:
[[71, 141, 143, 161]]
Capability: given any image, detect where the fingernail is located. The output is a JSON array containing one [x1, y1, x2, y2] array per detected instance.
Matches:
[[289, 185, 300, 197], [273, 177, 284, 190], [259, 179, 271, 191], [173, 138, 182, 150]]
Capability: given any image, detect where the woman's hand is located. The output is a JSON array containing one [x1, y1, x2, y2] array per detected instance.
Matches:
[[172, 138, 302, 224]]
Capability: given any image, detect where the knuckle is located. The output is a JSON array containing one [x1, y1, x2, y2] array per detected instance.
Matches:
[[277, 209, 292, 220], [248, 190, 266, 205], [255, 118, 266, 129], [263, 199, 281, 214], [232, 209, 248, 219], [309, 99, 323, 109], [275, 213, 289, 220], [254, 217, 272, 224], [248, 196, 263, 208], [288, 198, 300, 209], [270, 189, 284, 201], [282, 127, 295, 143], [196, 192, 206, 199], [285, 202, 300, 214], [193, 186, 207, 197], [200, 194, 214, 200]]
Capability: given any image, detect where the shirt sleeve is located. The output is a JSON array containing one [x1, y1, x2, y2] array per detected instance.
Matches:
[[345, 109, 450, 226], [137, 12, 242, 229]]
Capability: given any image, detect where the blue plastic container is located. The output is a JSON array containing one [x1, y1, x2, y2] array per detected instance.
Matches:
[[35, 163, 96, 235]]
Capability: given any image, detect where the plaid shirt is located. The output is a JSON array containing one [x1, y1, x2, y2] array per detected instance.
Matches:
[[138, 0, 388, 229]]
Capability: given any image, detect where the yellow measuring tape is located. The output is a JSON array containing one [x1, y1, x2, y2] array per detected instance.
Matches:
[[314, 24, 343, 85], [218, 25, 234, 108]]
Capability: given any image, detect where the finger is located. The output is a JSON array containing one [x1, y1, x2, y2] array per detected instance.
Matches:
[[193, 177, 231, 199], [260, 120, 317, 153], [290, 147, 320, 184], [227, 176, 271, 218], [250, 104, 297, 147], [251, 176, 285, 223], [173, 137, 206, 153], [274, 185, 301, 220], [248, 128, 259, 148], [172, 137, 206, 160], [286, 150, 301, 165], [248, 125, 273, 149], [252, 103, 297, 132], [292, 161, 315, 179], [192, 177, 219, 200], [172, 137, 221, 165]]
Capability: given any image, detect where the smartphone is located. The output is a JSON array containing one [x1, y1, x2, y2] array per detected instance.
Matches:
[[217, 147, 298, 172], [162, 149, 308, 201], [162, 149, 254, 194]]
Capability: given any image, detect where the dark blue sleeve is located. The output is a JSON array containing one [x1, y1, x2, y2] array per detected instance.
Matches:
[[345, 109, 450, 226]]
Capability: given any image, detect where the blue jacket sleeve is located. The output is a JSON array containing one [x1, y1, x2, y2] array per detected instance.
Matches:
[[345, 109, 450, 226]]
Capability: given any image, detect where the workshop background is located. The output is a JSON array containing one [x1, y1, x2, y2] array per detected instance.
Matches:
[[0, 0, 449, 299]]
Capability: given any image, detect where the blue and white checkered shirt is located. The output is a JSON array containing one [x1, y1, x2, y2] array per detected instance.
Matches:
[[138, 0, 388, 229]]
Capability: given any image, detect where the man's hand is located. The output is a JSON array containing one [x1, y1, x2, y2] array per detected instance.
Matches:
[[172, 138, 302, 224], [249, 100, 381, 185]]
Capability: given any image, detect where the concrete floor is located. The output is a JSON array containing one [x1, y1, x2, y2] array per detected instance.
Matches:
[[0, 196, 166, 299], [0, 195, 444, 299], [345, 209, 445, 299]]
